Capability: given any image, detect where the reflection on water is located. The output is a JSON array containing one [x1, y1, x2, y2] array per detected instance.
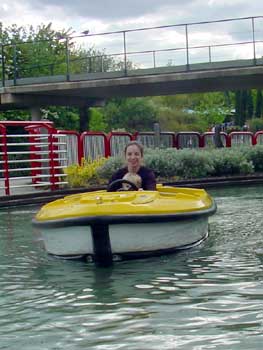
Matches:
[[0, 185, 263, 349]]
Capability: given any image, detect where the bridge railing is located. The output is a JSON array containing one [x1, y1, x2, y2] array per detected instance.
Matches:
[[1, 16, 263, 87]]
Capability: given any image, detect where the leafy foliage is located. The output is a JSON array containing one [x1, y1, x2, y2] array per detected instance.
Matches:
[[143, 148, 179, 177], [255, 90, 263, 118], [204, 148, 254, 176], [0, 109, 30, 121], [102, 97, 157, 132], [193, 92, 232, 130], [151, 92, 235, 132], [97, 147, 257, 185], [97, 156, 123, 180], [248, 118, 263, 133], [41, 107, 80, 130], [64, 157, 107, 188], [89, 108, 107, 132], [241, 145, 263, 172]]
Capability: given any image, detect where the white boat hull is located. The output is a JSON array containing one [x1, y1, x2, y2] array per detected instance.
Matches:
[[39, 216, 209, 260]]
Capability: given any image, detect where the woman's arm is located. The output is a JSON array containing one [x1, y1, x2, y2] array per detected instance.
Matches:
[[140, 167, 156, 190]]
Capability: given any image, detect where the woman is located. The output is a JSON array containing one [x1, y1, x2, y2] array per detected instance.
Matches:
[[109, 141, 156, 190]]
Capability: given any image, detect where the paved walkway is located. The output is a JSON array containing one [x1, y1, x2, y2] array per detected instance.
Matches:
[[0, 178, 50, 196], [0, 178, 98, 208]]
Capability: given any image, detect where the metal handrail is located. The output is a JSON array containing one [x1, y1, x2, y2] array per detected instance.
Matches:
[[1, 15, 263, 86]]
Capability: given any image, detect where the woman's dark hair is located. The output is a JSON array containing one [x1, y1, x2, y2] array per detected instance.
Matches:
[[124, 141, 144, 157]]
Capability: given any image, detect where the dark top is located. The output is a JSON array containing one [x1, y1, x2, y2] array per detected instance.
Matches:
[[109, 166, 156, 190]]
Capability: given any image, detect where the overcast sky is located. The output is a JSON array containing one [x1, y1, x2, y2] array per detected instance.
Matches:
[[1, 0, 263, 35], [1, 1, 263, 67]]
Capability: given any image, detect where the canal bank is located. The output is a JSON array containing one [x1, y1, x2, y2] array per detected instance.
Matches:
[[1, 173, 263, 208]]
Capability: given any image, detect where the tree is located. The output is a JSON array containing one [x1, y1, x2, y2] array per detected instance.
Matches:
[[0, 22, 124, 130], [234, 90, 242, 125], [234, 89, 254, 126], [255, 90, 263, 118], [234, 90, 249, 126], [240, 90, 248, 125], [102, 97, 157, 132], [41, 107, 80, 130], [193, 92, 231, 130], [247, 90, 254, 119], [0, 109, 30, 121], [89, 108, 107, 131], [151, 92, 235, 132], [0, 23, 73, 79]]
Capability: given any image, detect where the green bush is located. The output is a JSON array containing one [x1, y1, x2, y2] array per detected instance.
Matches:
[[144, 148, 179, 177], [97, 156, 123, 180], [93, 145, 263, 186], [144, 147, 253, 179], [205, 148, 254, 176], [248, 118, 263, 132], [168, 149, 214, 179], [242, 145, 263, 172]]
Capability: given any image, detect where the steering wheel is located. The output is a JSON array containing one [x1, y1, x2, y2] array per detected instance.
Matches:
[[107, 179, 139, 192]]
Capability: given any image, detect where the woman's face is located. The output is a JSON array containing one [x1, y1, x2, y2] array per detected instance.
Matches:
[[125, 144, 143, 172]]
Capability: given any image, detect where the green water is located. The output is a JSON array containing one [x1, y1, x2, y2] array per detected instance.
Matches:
[[0, 185, 263, 350]]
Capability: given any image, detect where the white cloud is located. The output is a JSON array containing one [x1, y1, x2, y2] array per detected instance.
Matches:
[[1, 0, 263, 35], [1, 3, 9, 12], [208, 0, 244, 6], [0, 2, 70, 31], [1, 0, 263, 67]]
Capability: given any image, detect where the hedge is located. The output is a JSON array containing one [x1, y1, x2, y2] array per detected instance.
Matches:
[[65, 145, 263, 187], [98, 145, 261, 181]]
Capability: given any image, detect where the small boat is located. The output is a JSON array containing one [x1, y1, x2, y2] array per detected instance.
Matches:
[[32, 183, 216, 266]]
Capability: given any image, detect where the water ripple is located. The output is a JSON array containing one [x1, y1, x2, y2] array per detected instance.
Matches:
[[0, 188, 263, 349]]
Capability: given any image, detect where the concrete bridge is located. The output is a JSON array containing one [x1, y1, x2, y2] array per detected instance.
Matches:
[[1, 15, 263, 125], [1, 60, 263, 112]]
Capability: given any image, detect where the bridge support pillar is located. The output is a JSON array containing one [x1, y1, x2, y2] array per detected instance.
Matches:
[[79, 105, 91, 132], [30, 106, 42, 121]]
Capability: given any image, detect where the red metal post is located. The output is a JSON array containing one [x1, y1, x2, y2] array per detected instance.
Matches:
[[24, 125, 43, 184], [0, 124, 10, 195], [254, 131, 263, 145], [47, 125, 58, 191]]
